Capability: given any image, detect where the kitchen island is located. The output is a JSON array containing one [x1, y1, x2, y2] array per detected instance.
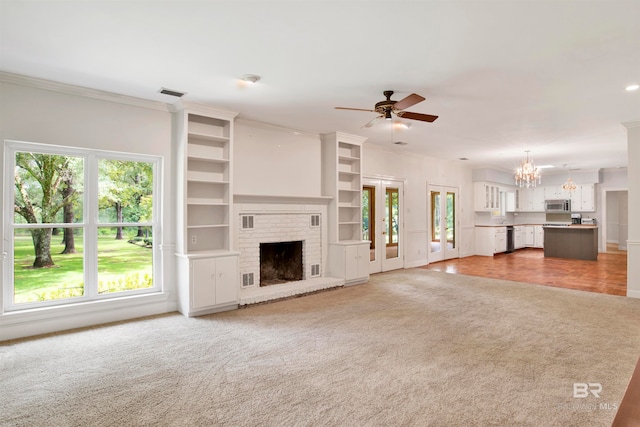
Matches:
[[543, 225, 598, 261]]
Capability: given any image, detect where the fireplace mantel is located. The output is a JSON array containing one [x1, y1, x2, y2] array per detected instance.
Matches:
[[234, 193, 333, 205]]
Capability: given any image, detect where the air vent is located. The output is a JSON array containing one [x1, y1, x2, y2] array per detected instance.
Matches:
[[310, 264, 320, 277], [241, 215, 254, 230], [310, 214, 320, 228], [159, 87, 186, 97], [242, 273, 254, 287]]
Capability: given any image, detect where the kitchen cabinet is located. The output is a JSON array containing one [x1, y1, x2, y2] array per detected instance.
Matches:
[[524, 226, 535, 246], [475, 226, 507, 256], [518, 187, 547, 212], [534, 225, 544, 248], [177, 254, 239, 316], [514, 226, 525, 249], [494, 227, 507, 253], [328, 242, 369, 285], [474, 182, 500, 212], [579, 184, 595, 212]]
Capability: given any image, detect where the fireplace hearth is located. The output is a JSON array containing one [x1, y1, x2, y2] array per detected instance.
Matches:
[[260, 241, 303, 286]]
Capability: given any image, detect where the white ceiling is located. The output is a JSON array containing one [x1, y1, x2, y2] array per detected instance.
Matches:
[[1, 0, 639, 173]]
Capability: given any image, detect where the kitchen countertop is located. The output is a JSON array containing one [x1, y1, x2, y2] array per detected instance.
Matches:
[[475, 224, 597, 228]]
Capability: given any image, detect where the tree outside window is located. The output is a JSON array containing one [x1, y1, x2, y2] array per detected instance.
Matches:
[[9, 144, 158, 307]]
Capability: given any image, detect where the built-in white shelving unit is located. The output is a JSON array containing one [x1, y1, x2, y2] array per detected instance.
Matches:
[[174, 101, 240, 317], [321, 132, 369, 285]]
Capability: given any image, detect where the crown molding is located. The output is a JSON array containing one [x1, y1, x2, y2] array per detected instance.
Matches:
[[0, 71, 171, 112], [235, 117, 318, 138], [170, 99, 238, 119], [622, 121, 640, 129]]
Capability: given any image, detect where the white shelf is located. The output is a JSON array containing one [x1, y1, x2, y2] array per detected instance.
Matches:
[[339, 221, 360, 225], [187, 131, 230, 143], [187, 224, 229, 229], [187, 198, 228, 206], [338, 154, 359, 162], [187, 171, 229, 183]]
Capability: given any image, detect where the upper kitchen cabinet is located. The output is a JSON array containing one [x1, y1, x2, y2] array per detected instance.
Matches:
[[571, 184, 595, 212], [517, 186, 545, 212], [474, 182, 500, 212]]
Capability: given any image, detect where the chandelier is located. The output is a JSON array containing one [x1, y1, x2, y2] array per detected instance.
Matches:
[[515, 150, 541, 188], [562, 169, 577, 192]]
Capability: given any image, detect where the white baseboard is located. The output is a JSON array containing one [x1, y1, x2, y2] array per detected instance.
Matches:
[[1, 293, 176, 341], [405, 260, 428, 269]]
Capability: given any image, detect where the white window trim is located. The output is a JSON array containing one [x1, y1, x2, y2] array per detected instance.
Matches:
[[3, 140, 164, 313]]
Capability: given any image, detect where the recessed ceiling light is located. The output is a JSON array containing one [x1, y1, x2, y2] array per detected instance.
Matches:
[[626, 84, 639, 92], [459, 157, 469, 161], [240, 74, 261, 84]]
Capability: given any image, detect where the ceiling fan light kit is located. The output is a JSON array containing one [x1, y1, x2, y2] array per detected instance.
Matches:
[[336, 90, 438, 128]]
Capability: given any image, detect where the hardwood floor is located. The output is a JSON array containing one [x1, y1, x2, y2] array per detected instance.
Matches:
[[423, 248, 627, 296]]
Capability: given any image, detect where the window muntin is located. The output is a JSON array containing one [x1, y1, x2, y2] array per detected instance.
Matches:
[[5, 142, 161, 311]]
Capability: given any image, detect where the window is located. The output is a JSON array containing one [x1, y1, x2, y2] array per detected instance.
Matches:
[[5, 141, 161, 311]]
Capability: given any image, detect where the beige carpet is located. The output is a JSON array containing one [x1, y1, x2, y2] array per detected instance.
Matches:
[[3, 269, 640, 426]]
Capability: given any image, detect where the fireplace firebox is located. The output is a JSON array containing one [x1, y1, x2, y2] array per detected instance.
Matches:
[[259, 241, 303, 286]]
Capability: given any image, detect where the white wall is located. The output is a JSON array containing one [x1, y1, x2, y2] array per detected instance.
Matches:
[[363, 144, 475, 267], [0, 79, 176, 340], [234, 120, 322, 196]]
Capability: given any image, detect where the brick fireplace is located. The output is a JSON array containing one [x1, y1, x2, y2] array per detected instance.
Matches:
[[235, 196, 343, 305]]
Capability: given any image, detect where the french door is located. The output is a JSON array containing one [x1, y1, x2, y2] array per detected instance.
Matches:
[[363, 177, 404, 273], [428, 185, 459, 262]]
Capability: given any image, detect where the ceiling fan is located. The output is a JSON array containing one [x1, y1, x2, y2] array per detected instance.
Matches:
[[335, 90, 438, 128]]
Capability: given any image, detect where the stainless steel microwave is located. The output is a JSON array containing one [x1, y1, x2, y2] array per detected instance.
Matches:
[[545, 199, 571, 212]]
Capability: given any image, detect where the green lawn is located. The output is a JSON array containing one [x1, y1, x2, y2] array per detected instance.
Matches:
[[13, 233, 153, 304]]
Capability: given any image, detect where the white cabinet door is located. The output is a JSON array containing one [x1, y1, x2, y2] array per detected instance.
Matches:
[[215, 256, 238, 305], [494, 231, 507, 253], [534, 226, 544, 248], [519, 189, 531, 211], [531, 187, 546, 212], [192, 259, 216, 310], [580, 184, 595, 211], [190, 256, 238, 311], [474, 182, 501, 211], [345, 243, 368, 281], [514, 227, 525, 249], [524, 226, 535, 246]]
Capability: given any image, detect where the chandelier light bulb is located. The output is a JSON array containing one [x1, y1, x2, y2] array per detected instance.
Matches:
[[515, 150, 541, 188]]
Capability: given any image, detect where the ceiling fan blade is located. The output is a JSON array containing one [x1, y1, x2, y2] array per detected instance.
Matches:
[[335, 107, 377, 113], [393, 93, 425, 111], [396, 111, 438, 122], [362, 115, 384, 128]]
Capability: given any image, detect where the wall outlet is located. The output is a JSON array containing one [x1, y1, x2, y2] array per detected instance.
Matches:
[[191, 235, 197, 244]]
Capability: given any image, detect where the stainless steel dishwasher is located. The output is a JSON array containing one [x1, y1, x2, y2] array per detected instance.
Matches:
[[506, 226, 515, 253]]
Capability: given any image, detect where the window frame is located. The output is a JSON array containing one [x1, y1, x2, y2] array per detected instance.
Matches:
[[3, 140, 163, 312]]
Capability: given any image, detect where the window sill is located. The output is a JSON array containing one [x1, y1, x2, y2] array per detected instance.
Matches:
[[0, 292, 174, 340]]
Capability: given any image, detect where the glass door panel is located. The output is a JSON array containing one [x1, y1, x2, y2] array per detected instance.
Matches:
[[362, 186, 375, 262], [385, 187, 399, 260]]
